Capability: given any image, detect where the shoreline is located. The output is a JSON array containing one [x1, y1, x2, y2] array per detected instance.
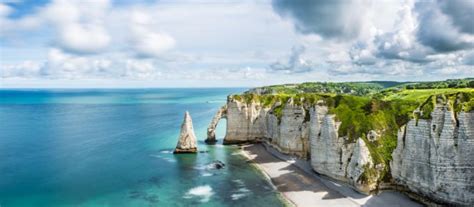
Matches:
[[239, 143, 423, 207], [239, 145, 296, 207]]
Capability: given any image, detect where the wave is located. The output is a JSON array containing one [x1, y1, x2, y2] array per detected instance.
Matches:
[[183, 185, 214, 203]]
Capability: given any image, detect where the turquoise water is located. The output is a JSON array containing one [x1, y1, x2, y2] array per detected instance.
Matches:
[[0, 89, 286, 207]]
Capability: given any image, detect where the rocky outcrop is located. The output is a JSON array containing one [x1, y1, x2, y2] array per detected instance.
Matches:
[[174, 111, 198, 153], [216, 97, 310, 157], [206, 106, 227, 144], [267, 100, 310, 157], [214, 97, 379, 184], [309, 104, 380, 194], [222, 97, 268, 144], [391, 102, 474, 205]]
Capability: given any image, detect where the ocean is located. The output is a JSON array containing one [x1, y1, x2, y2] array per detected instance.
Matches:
[[0, 89, 286, 207]]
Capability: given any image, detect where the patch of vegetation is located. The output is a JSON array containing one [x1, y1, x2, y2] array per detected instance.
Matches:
[[246, 78, 473, 97], [464, 99, 474, 112], [359, 163, 379, 185], [247, 82, 397, 96], [397, 78, 474, 90]]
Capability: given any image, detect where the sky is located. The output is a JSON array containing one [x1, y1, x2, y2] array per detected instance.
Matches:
[[0, 0, 473, 88]]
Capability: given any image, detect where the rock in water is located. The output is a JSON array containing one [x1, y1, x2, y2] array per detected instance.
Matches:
[[174, 111, 198, 153], [207, 160, 225, 170]]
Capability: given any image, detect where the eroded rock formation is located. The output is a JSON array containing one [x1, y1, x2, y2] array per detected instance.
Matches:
[[309, 104, 380, 194], [206, 106, 227, 144], [223, 97, 268, 144], [174, 111, 198, 153], [208, 97, 379, 193], [391, 101, 474, 205]]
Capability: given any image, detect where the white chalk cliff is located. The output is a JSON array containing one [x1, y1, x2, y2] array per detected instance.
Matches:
[[207, 95, 474, 205], [391, 101, 474, 205], [174, 111, 198, 153], [207, 97, 379, 193]]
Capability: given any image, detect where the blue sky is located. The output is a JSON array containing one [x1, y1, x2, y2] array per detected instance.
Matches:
[[0, 0, 473, 88]]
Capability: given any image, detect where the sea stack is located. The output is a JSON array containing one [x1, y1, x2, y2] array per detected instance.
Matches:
[[174, 111, 198, 153]]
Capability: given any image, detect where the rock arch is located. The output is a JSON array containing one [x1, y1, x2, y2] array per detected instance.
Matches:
[[205, 105, 227, 144]]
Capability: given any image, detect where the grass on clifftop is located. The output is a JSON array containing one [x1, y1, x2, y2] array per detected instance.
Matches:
[[230, 87, 474, 183], [247, 78, 473, 96]]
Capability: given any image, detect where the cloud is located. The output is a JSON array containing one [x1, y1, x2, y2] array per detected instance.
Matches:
[[272, 0, 369, 39], [438, 0, 474, 35], [1, 0, 473, 87], [415, 0, 474, 52], [369, 1, 432, 63], [1, 60, 44, 78], [463, 50, 474, 65], [129, 10, 175, 58], [125, 59, 162, 79], [0, 3, 42, 37], [42, 48, 115, 78], [2, 48, 266, 81], [349, 42, 377, 65], [43, 0, 111, 54], [268, 45, 314, 73]]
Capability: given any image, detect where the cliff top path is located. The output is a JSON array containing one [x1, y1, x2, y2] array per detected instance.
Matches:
[[241, 143, 423, 207]]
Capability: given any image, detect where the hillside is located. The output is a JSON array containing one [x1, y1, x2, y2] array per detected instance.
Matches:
[[246, 78, 473, 96]]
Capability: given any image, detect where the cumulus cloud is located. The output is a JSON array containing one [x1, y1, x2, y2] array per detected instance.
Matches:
[[2, 48, 267, 81], [272, 0, 369, 39], [1, 0, 176, 55], [43, 48, 114, 78], [269, 45, 314, 73], [129, 10, 175, 58], [43, 0, 112, 54], [1, 0, 473, 87], [415, 0, 474, 52], [270, 0, 474, 79], [438, 0, 474, 35], [349, 42, 377, 65], [372, 1, 432, 63]]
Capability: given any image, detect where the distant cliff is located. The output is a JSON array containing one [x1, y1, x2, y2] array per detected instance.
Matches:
[[207, 86, 474, 206]]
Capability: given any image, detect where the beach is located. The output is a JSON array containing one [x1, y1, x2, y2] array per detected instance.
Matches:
[[241, 143, 423, 207]]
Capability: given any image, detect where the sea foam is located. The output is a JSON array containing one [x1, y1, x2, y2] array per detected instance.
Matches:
[[183, 185, 214, 202]]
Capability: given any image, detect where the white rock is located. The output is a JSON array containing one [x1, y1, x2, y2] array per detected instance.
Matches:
[[391, 103, 474, 205], [174, 111, 198, 153]]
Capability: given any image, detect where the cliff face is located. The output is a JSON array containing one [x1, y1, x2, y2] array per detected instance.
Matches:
[[222, 99, 268, 144], [207, 95, 474, 204], [218, 97, 310, 157], [209, 97, 379, 193], [309, 104, 380, 193], [391, 102, 474, 205], [268, 100, 310, 157]]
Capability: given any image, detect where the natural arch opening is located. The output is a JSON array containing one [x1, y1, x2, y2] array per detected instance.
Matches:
[[205, 106, 227, 144]]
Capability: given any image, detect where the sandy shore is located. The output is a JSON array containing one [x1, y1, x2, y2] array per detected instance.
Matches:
[[240, 143, 423, 207]]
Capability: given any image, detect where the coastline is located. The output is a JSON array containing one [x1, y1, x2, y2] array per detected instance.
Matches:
[[239, 143, 423, 207], [239, 145, 296, 207]]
